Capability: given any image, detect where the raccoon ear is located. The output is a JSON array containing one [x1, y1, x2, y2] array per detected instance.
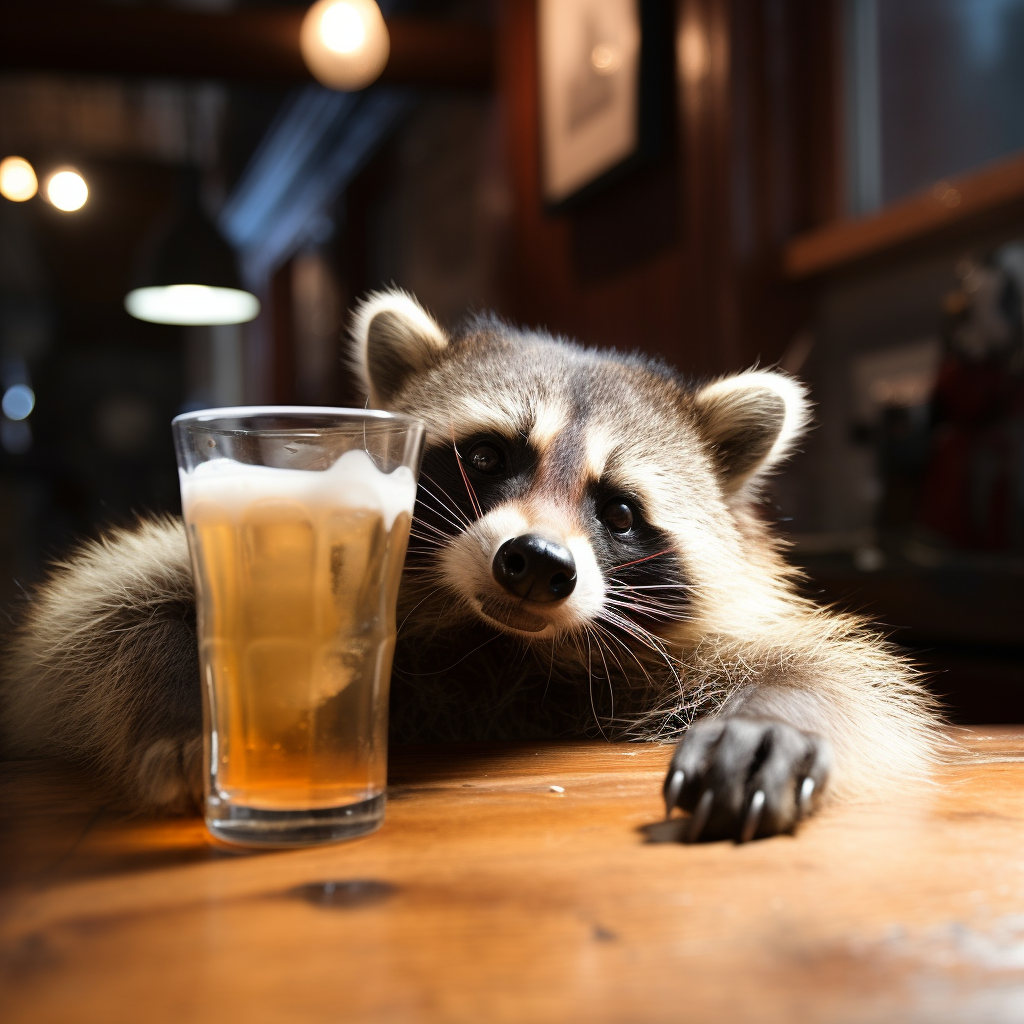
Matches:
[[350, 289, 449, 407], [692, 370, 810, 493]]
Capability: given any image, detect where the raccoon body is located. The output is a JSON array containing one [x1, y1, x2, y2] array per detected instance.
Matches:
[[1, 290, 941, 839]]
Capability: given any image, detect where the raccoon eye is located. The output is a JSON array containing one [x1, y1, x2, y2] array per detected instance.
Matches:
[[601, 499, 635, 534], [466, 441, 506, 476]]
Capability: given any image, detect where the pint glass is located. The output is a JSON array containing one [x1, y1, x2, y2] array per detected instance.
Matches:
[[172, 408, 424, 846]]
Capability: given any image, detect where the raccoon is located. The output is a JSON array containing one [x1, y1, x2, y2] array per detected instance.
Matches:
[[1, 290, 941, 842]]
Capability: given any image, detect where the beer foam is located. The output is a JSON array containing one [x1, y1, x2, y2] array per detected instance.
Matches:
[[180, 448, 417, 528]]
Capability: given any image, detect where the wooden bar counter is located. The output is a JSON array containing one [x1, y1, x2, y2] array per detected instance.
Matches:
[[3, 729, 1024, 1023]]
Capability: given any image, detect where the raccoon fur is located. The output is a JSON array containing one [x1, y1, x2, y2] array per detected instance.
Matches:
[[0, 289, 941, 841]]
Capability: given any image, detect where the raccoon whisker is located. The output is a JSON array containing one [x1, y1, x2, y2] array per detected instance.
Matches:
[[603, 633, 683, 709], [407, 541, 445, 555], [602, 594, 691, 618], [542, 637, 556, 708], [591, 621, 656, 694], [397, 587, 447, 636], [395, 627, 501, 677], [417, 481, 474, 525], [410, 515, 453, 538], [606, 550, 673, 573], [596, 608, 657, 646], [597, 609, 683, 683], [415, 486, 471, 534], [585, 623, 615, 726], [408, 528, 447, 547], [592, 638, 637, 713], [414, 506, 465, 538], [417, 474, 474, 528], [426, 477, 479, 528], [603, 591, 680, 608], [606, 582, 689, 593], [602, 597, 683, 620], [581, 627, 609, 741], [601, 604, 673, 623], [603, 578, 692, 613], [449, 426, 483, 520], [604, 607, 688, 626]]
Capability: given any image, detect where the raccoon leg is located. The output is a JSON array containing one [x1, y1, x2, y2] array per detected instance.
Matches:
[[1, 517, 203, 814], [660, 619, 941, 840], [663, 717, 832, 842]]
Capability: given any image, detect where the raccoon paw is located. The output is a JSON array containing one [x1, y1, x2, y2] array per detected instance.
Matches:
[[662, 717, 831, 843], [134, 736, 203, 815]]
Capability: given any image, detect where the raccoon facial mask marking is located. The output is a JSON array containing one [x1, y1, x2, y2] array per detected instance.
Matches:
[[408, 420, 688, 641]]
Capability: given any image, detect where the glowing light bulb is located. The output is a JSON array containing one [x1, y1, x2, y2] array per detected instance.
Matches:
[[321, 2, 366, 53], [125, 284, 261, 326], [46, 169, 88, 212], [0, 157, 38, 202], [300, 0, 390, 91]]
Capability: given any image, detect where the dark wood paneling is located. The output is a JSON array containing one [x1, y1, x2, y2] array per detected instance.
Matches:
[[496, 0, 841, 376], [495, 0, 691, 369]]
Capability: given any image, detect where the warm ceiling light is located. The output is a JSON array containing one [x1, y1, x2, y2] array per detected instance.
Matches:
[[0, 156, 38, 202], [125, 284, 260, 326], [46, 168, 88, 212], [300, 0, 390, 91], [126, 175, 260, 327]]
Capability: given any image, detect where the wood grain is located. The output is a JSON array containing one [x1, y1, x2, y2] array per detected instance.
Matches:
[[784, 149, 1024, 278], [3, 731, 1024, 1023]]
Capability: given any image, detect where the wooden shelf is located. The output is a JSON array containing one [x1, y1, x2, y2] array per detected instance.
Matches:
[[784, 149, 1024, 279]]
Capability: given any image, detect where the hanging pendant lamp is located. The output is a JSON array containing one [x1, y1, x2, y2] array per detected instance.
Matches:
[[125, 174, 259, 326]]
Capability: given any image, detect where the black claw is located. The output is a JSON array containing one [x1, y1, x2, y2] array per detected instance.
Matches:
[[664, 769, 685, 820], [686, 789, 714, 843], [662, 717, 831, 844], [739, 789, 765, 843], [798, 776, 815, 818]]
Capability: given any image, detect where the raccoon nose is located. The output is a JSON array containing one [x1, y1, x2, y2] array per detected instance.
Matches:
[[492, 535, 577, 603]]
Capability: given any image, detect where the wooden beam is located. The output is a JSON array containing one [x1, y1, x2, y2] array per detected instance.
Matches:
[[0, 3, 494, 90], [784, 149, 1024, 279]]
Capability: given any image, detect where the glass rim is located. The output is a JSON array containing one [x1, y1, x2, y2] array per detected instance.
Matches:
[[172, 406, 424, 436]]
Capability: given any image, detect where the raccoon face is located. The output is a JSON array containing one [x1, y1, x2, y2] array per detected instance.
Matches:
[[351, 290, 809, 645]]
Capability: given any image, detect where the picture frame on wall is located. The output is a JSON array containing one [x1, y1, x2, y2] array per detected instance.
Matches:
[[538, 0, 668, 210]]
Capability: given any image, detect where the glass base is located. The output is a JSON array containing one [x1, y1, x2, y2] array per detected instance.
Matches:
[[206, 792, 385, 848]]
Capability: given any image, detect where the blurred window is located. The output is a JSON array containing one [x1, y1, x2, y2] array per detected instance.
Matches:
[[845, 0, 1024, 214]]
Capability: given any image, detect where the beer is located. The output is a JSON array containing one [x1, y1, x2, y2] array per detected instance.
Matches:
[[180, 447, 416, 821]]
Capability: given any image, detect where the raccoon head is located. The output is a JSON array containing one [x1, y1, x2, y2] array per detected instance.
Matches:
[[351, 290, 809, 647]]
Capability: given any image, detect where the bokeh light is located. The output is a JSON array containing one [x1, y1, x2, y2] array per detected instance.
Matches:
[[2, 384, 35, 421], [0, 156, 38, 202], [125, 284, 261, 326], [46, 169, 89, 212], [321, 2, 366, 53], [300, 0, 390, 91]]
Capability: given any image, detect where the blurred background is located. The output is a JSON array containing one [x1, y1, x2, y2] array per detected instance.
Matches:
[[0, 0, 1021, 721]]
